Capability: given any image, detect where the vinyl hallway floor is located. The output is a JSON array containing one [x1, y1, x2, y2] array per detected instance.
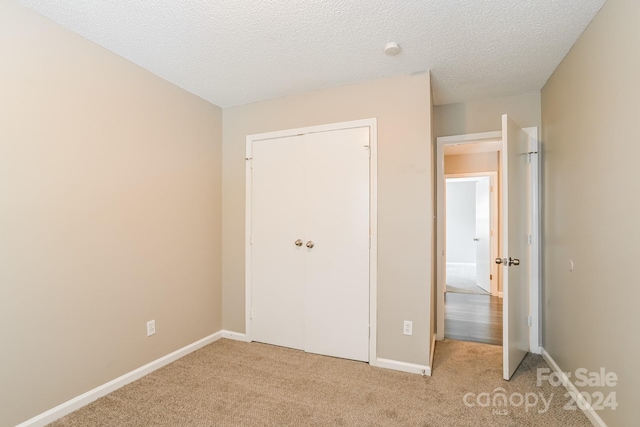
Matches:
[[444, 292, 503, 346]]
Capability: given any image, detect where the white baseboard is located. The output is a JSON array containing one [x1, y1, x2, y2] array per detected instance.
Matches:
[[16, 331, 223, 427], [540, 347, 607, 427], [19, 331, 436, 426], [221, 330, 249, 342], [376, 358, 431, 376]]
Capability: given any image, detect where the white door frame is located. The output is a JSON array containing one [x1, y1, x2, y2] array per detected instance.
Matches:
[[527, 128, 541, 354], [435, 130, 540, 353], [445, 172, 499, 296], [245, 118, 378, 363]]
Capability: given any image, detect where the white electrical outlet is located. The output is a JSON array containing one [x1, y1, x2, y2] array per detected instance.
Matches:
[[403, 320, 413, 336], [146, 320, 156, 337]]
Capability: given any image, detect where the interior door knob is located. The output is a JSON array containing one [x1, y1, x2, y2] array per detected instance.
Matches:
[[495, 258, 507, 265], [509, 257, 520, 266], [294, 239, 303, 247], [306, 241, 314, 249]]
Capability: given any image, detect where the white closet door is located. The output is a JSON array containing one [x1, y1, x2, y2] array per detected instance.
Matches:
[[251, 135, 306, 350], [304, 127, 370, 362]]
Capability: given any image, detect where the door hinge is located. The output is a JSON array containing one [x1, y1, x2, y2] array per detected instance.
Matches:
[[528, 316, 532, 327], [490, 274, 493, 280], [528, 235, 532, 245]]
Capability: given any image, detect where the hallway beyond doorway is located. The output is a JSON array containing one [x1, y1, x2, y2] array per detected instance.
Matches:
[[445, 262, 489, 295], [444, 292, 502, 346]]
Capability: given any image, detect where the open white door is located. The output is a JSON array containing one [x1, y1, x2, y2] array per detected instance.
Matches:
[[475, 177, 491, 293], [500, 114, 531, 380]]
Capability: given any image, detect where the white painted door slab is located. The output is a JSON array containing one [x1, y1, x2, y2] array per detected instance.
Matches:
[[475, 177, 491, 293], [501, 114, 530, 380], [304, 127, 370, 362], [250, 126, 370, 362], [251, 135, 306, 350]]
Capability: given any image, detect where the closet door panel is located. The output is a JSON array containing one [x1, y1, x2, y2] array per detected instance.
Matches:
[[251, 135, 306, 350], [303, 127, 370, 361]]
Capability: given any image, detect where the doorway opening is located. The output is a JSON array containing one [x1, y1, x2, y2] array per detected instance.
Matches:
[[435, 121, 541, 380]]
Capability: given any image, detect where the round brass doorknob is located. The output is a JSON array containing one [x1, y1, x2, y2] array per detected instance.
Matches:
[[306, 241, 314, 249], [495, 258, 505, 264], [510, 257, 520, 266], [294, 239, 303, 247]]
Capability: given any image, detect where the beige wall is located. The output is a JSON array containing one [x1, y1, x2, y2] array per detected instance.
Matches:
[[444, 152, 499, 174], [222, 74, 433, 366], [541, 0, 639, 425], [434, 91, 541, 137], [0, 3, 223, 425]]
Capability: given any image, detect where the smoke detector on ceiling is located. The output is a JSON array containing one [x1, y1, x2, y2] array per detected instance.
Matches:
[[384, 42, 401, 56]]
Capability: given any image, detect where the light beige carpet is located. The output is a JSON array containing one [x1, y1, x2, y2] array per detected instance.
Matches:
[[48, 339, 591, 426]]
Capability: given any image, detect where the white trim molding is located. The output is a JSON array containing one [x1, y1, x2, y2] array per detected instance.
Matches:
[[16, 332, 223, 427], [524, 127, 541, 354], [376, 358, 432, 376], [221, 330, 249, 342], [541, 348, 608, 427]]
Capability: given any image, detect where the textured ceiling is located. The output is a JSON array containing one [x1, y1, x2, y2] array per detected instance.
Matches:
[[17, 0, 605, 107]]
